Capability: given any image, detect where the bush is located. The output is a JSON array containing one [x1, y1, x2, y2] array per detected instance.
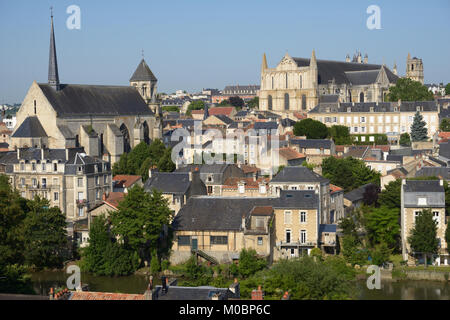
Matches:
[[238, 249, 267, 278], [150, 251, 160, 274], [161, 260, 170, 271]]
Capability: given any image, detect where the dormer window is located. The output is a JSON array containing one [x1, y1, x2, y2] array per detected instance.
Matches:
[[20, 162, 25, 171], [347, 107, 351, 113], [418, 197, 427, 206], [370, 107, 374, 112]]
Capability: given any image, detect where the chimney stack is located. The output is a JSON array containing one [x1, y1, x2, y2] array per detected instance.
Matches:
[[251, 286, 264, 300], [282, 291, 290, 300]]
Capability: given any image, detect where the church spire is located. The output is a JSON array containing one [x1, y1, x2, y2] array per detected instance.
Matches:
[[261, 53, 268, 71], [310, 49, 317, 67], [48, 8, 60, 90]]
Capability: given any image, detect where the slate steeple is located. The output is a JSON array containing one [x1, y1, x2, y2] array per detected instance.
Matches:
[[48, 9, 60, 90]]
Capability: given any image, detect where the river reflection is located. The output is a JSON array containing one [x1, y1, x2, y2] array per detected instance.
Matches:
[[31, 271, 450, 300]]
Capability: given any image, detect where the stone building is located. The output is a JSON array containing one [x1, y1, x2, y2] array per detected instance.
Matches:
[[11, 15, 162, 164], [259, 50, 399, 115], [406, 53, 424, 84], [0, 147, 112, 223], [400, 179, 448, 265]]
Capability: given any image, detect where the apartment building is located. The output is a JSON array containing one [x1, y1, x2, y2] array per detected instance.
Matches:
[[0, 147, 112, 223]]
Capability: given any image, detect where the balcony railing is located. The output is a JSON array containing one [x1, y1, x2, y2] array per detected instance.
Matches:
[[277, 240, 316, 247], [76, 199, 88, 207]]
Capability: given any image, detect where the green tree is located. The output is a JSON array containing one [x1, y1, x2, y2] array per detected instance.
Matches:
[[378, 179, 401, 211], [407, 209, 439, 267], [110, 186, 172, 264], [238, 249, 267, 278], [228, 96, 244, 108], [293, 118, 329, 139], [386, 78, 434, 102], [440, 118, 450, 132], [22, 197, 68, 270], [410, 112, 428, 142], [445, 83, 450, 95], [157, 147, 176, 172], [247, 97, 259, 109], [364, 206, 400, 250], [370, 243, 392, 266], [321, 157, 380, 192], [399, 133, 411, 146], [186, 100, 205, 116], [329, 125, 352, 145], [162, 106, 180, 113], [446, 221, 450, 254], [150, 250, 160, 274]]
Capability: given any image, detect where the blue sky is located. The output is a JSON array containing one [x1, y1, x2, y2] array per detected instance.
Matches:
[[1, 0, 449, 103]]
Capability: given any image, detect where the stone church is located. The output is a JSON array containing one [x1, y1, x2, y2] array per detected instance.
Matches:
[[11, 15, 162, 164], [258, 50, 399, 115]]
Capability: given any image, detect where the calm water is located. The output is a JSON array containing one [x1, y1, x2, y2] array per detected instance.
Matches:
[[31, 271, 450, 300]]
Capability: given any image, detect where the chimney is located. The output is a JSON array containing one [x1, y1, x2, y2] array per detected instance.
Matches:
[[49, 287, 54, 300], [102, 192, 107, 201], [41, 148, 45, 160], [188, 171, 193, 181], [253, 172, 257, 182], [281, 291, 290, 300], [251, 286, 264, 300], [17, 148, 20, 160], [66, 148, 69, 161]]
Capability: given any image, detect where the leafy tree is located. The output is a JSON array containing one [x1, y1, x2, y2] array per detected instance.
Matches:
[[329, 125, 352, 145], [378, 179, 402, 211], [162, 106, 180, 113], [370, 243, 392, 266], [150, 250, 160, 274], [218, 99, 230, 106], [301, 161, 316, 171], [440, 118, 450, 132], [410, 112, 428, 142], [364, 206, 400, 250], [110, 186, 172, 264], [321, 157, 380, 192], [228, 96, 244, 108], [247, 97, 259, 109], [362, 184, 380, 206], [237, 249, 267, 278], [399, 133, 411, 146], [386, 78, 434, 102], [445, 83, 450, 95], [407, 209, 439, 267], [186, 100, 205, 116], [22, 197, 68, 270], [157, 147, 176, 172], [293, 118, 329, 139], [446, 221, 450, 254]]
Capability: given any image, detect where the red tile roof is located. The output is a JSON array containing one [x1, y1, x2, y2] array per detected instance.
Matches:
[[329, 184, 343, 194], [209, 107, 235, 116], [438, 132, 450, 139], [250, 206, 274, 216], [240, 165, 260, 174], [104, 192, 125, 209], [113, 175, 142, 188], [277, 147, 306, 160], [191, 110, 204, 115]]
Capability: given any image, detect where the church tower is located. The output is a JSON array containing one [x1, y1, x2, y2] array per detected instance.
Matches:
[[48, 10, 60, 90], [406, 53, 424, 84], [130, 58, 158, 103]]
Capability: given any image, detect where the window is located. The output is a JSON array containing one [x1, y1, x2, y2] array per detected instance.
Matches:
[[42, 178, 47, 188], [32, 163, 36, 171], [42, 163, 46, 172], [256, 217, 265, 229], [417, 197, 427, 206], [78, 192, 84, 200], [78, 207, 84, 217], [53, 163, 58, 172], [78, 166, 83, 173], [300, 211, 307, 223], [20, 163, 25, 171], [54, 192, 59, 201], [96, 190, 101, 200], [268, 95, 273, 110], [178, 236, 190, 246], [259, 185, 266, 194], [77, 178, 83, 187], [301, 94, 306, 110], [300, 230, 307, 244], [307, 186, 314, 190], [238, 184, 245, 194], [207, 186, 213, 194], [284, 93, 289, 110], [284, 211, 292, 224], [285, 229, 291, 243], [32, 178, 37, 187], [210, 236, 228, 245], [257, 237, 263, 246], [20, 178, 25, 186], [433, 211, 440, 225], [361, 116, 366, 123], [95, 176, 99, 186]]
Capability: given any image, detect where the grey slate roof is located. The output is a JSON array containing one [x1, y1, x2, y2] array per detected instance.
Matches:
[[344, 70, 379, 85], [173, 190, 318, 231], [319, 224, 337, 234], [270, 166, 329, 184], [415, 167, 450, 180], [402, 180, 445, 208], [129, 59, 157, 82], [309, 100, 438, 114], [144, 172, 192, 195], [254, 121, 278, 131], [292, 58, 398, 85], [38, 83, 154, 117], [440, 141, 450, 160], [344, 183, 377, 203], [403, 180, 445, 193], [290, 139, 332, 149], [12, 116, 48, 138], [213, 114, 233, 125]]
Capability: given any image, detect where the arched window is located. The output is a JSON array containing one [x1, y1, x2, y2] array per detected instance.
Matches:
[[268, 95, 273, 111], [301, 95, 307, 110], [120, 124, 131, 153], [284, 93, 290, 110], [143, 121, 150, 145], [286, 73, 288, 89], [359, 92, 365, 103], [411, 65, 414, 71], [299, 75, 302, 89], [271, 77, 274, 89]]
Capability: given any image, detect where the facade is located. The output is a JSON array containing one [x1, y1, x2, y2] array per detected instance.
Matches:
[[11, 16, 162, 165], [0, 147, 112, 223], [211, 85, 259, 103], [406, 53, 424, 84], [259, 51, 398, 115], [400, 179, 448, 265], [308, 100, 440, 141]]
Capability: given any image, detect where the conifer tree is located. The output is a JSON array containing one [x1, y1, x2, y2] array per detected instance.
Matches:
[[410, 111, 428, 142]]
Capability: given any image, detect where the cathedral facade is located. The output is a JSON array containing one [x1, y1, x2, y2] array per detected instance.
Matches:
[[11, 15, 162, 164], [258, 50, 399, 116]]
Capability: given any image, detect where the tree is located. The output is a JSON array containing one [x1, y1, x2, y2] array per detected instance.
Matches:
[[407, 209, 439, 267], [440, 118, 450, 132], [247, 97, 259, 109], [228, 96, 244, 109], [186, 100, 205, 116], [399, 133, 411, 146], [329, 125, 351, 145], [378, 179, 401, 211], [22, 197, 68, 270], [321, 157, 380, 192], [364, 206, 400, 250], [157, 147, 176, 172], [293, 119, 329, 139], [410, 112, 428, 142], [386, 78, 434, 102], [445, 83, 450, 95], [362, 184, 380, 206], [150, 250, 160, 274], [237, 249, 267, 278], [110, 186, 172, 264], [370, 243, 392, 266]]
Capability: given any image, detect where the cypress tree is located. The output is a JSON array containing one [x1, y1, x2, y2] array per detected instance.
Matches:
[[410, 111, 428, 142]]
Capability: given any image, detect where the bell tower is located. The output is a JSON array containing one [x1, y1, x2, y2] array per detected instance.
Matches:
[[406, 53, 424, 84], [130, 56, 158, 103]]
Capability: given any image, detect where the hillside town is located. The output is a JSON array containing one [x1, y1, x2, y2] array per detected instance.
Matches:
[[1, 7, 450, 303]]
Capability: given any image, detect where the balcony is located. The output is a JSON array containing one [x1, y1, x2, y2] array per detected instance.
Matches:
[[76, 199, 88, 207], [277, 240, 316, 247]]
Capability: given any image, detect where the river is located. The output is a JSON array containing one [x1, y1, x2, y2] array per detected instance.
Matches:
[[31, 271, 450, 300]]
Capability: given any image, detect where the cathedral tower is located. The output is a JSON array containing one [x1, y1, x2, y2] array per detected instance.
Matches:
[[406, 53, 424, 84], [130, 58, 158, 103]]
